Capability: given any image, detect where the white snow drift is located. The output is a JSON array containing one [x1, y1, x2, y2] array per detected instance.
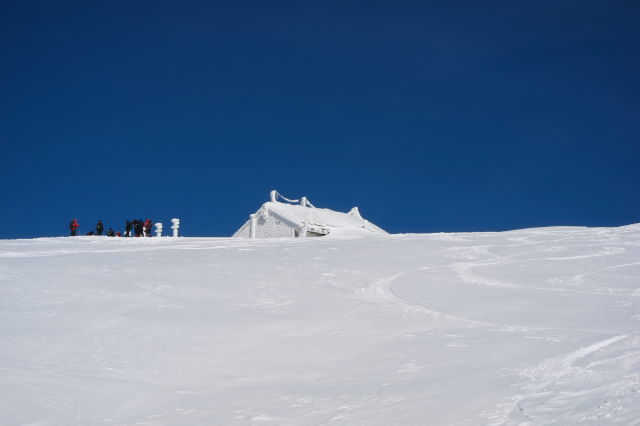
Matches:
[[1, 224, 639, 425]]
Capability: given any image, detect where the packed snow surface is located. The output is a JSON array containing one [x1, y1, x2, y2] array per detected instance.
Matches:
[[1, 225, 640, 425]]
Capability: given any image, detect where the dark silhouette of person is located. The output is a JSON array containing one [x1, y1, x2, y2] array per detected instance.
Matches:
[[96, 220, 104, 236], [125, 220, 132, 237], [107, 228, 115, 237], [69, 219, 80, 236]]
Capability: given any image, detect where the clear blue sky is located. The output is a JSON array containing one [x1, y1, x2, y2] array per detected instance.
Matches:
[[1, 1, 639, 238]]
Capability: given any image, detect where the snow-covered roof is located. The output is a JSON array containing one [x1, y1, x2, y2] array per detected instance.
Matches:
[[263, 201, 387, 237], [232, 191, 388, 238]]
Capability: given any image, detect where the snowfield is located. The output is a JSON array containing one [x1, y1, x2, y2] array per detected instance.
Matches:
[[1, 225, 640, 425]]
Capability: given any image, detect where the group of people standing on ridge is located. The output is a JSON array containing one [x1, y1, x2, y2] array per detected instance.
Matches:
[[69, 219, 154, 237]]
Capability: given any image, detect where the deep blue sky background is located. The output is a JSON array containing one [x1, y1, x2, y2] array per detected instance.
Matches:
[[1, 1, 639, 238]]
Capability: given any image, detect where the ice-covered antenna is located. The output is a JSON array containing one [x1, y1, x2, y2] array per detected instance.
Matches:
[[270, 190, 315, 207]]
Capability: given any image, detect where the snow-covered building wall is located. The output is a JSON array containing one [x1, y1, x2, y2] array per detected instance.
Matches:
[[234, 212, 297, 239], [233, 190, 387, 239]]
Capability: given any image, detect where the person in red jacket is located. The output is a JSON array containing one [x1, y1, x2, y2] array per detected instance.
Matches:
[[69, 219, 80, 236], [144, 219, 153, 237]]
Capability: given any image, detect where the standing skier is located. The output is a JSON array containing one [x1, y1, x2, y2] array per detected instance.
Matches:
[[125, 220, 132, 237], [69, 219, 80, 236], [96, 220, 104, 236]]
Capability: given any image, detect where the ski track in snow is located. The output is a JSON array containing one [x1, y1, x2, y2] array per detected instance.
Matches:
[[362, 229, 640, 424], [1, 225, 639, 424], [360, 267, 535, 334], [482, 334, 640, 425]]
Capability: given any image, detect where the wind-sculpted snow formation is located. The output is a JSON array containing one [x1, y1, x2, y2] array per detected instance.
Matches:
[[1, 225, 639, 425]]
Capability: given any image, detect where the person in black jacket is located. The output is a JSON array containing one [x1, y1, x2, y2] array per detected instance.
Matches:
[[107, 228, 115, 237], [125, 220, 132, 237], [96, 220, 104, 236]]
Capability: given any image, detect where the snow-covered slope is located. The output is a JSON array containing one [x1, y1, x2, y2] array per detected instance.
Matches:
[[1, 225, 639, 425]]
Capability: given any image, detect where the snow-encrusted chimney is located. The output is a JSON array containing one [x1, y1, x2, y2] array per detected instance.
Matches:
[[300, 196, 308, 207], [270, 190, 277, 202], [171, 218, 180, 237], [249, 214, 257, 239], [155, 222, 163, 237]]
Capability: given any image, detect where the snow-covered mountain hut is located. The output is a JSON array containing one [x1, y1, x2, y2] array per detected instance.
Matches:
[[233, 190, 387, 239]]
